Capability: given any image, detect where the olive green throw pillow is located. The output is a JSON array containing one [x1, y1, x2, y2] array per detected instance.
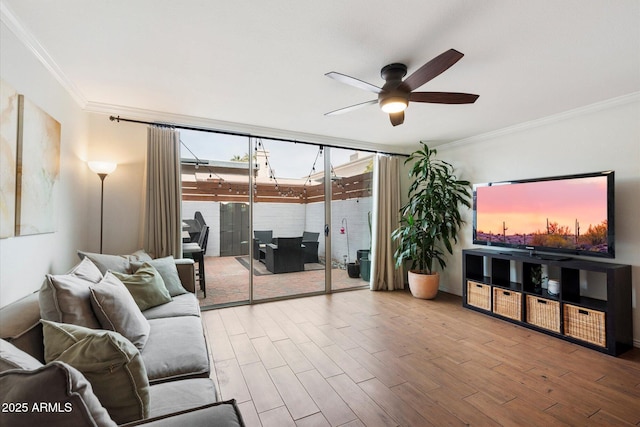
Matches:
[[41, 320, 150, 424], [112, 265, 172, 311], [130, 257, 188, 297]]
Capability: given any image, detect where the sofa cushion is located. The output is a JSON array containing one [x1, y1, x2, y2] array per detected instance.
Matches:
[[125, 400, 245, 427], [131, 257, 188, 297], [78, 249, 153, 275], [42, 320, 150, 424], [0, 339, 43, 372], [40, 258, 104, 329], [0, 292, 45, 363], [112, 265, 172, 311], [142, 293, 201, 320], [89, 272, 151, 350], [147, 378, 217, 419], [0, 361, 117, 427], [141, 316, 209, 383]]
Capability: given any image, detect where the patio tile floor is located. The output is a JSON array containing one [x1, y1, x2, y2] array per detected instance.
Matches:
[[198, 256, 368, 308]]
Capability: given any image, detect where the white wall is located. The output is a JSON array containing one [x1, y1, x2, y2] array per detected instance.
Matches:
[[182, 198, 373, 263], [86, 114, 147, 254], [436, 96, 640, 345], [0, 23, 91, 306]]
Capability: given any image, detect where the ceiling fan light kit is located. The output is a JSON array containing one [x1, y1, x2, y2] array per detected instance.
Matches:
[[380, 97, 408, 113], [325, 49, 479, 126]]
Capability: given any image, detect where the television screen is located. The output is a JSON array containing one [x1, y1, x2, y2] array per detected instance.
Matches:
[[473, 171, 614, 258]]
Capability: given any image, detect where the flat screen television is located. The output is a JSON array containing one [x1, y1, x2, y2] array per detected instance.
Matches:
[[472, 171, 614, 259]]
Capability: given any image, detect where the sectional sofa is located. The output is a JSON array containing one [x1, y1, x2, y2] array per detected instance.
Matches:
[[0, 251, 244, 426]]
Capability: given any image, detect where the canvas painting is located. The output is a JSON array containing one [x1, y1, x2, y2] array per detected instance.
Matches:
[[15, 94, 61, 236], [0, 79, 18, 239]]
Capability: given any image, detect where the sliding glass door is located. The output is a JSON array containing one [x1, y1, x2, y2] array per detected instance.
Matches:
[[328, 147, 374, 291], [181, 130, 251, 307], [180, 130, 373, 308], [251, 138, 326, 301]]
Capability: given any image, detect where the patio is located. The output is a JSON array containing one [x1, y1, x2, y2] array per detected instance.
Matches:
[[197, 256, 369, 308]]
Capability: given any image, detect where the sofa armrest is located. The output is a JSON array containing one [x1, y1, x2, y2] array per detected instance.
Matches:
[[175, 259, 196, 294], [121, 400, 245, 427]]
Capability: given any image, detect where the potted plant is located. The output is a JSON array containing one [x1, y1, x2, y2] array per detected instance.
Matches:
[[391, 142, 471, 299]]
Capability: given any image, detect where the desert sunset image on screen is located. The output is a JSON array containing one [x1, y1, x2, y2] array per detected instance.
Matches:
[[475, 176, 609, 254]]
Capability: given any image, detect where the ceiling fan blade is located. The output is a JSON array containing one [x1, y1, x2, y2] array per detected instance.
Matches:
[[389, 111, 404, 126], [402, 49, 465, 91], [410, 92, 479, 104], [325, 72, 382, 94], [325, 99, 378, 116]]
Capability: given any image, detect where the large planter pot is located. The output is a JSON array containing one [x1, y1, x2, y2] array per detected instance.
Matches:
[[408, 270, 439, 299], [347, 263, 360, 278], [360, 258, 371, 281], [356, 250, 370, 263]]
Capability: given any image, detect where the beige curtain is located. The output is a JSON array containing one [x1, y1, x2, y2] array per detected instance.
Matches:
[[144, 126, 182, 258], [370, 154, 404, 291]]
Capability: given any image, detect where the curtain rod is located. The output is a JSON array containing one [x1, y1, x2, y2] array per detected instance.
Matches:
[[108, 115, 409, 157]]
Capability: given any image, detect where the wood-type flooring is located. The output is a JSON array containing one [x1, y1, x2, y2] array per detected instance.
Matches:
[[201, 289, 640, 426]]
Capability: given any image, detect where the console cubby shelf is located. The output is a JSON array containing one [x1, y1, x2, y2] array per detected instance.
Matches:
[[462, 248, 633, 356]]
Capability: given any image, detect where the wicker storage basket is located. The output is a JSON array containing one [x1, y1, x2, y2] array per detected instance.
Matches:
[[467, 281, 491, 311], [526, 295, 560, 332], [564, 304, 606, 347], [493, 288, 522, 321]]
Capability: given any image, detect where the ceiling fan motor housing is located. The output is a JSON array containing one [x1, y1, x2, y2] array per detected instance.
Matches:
[[379, 63, 410, 110]]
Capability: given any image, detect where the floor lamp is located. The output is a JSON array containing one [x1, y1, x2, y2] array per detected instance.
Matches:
[[88, 161, 117, 254]]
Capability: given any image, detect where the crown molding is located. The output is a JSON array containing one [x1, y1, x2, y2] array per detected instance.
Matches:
[[1, 2, 87, 107], [440, 92, 640, 151], [86, 101, 413, 156]]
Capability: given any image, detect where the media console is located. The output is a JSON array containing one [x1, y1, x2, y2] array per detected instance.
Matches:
[[462, 248, 633, 356]]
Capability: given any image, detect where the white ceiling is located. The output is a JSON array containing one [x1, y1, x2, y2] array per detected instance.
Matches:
[[2, 0, 639, 152]]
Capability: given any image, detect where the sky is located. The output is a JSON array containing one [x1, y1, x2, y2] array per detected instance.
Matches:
[[476, 176, 608, 235], [179, 129, 356, 179]]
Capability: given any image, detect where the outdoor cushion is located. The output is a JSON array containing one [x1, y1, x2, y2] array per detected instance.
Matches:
[[78, 249, 153, 275], [40, 258, 104, 329], [89, 272, 151, 350], [42, 320, 150, 424], [0, 339, 43, 372], [0, 361, 117, 427], [113, 265, 172, 311], [131, 257, 188, 297], [142, 293, 201, 320], [141, 316, 209, 383]]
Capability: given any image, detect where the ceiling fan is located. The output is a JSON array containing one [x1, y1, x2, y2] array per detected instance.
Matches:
[[325, 49, 479, 126]]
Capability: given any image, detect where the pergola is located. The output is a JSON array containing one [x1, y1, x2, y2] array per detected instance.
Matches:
[[182, 171, 373, 204]]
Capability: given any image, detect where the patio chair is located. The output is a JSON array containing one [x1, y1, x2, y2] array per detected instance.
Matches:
[[302, 231, 320, 263], [184, 211, 207, 243], [253, 230, 273, 260], [265, 237, 305, 274], [182, 225, 209, 297]]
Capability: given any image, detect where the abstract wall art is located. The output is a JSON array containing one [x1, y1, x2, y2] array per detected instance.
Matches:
[[0, 77, 61, 238], [15, 94, 61, 236], [0, 79, 18, 238]]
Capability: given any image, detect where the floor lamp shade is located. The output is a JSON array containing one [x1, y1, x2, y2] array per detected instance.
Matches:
[[88, 161, 118, 175], [88, 161, 117, 253]]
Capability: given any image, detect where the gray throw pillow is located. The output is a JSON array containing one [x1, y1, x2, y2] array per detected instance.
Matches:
[[42, 320, 149, 424], [0, 339, 43, 372], [0, 361, 117, 427], [112, 265, 172, 311], [39, 258, 103, 329], [131, 256, 187, 297], [78, 250, 153, 275], [89, 272, 151, 350]]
